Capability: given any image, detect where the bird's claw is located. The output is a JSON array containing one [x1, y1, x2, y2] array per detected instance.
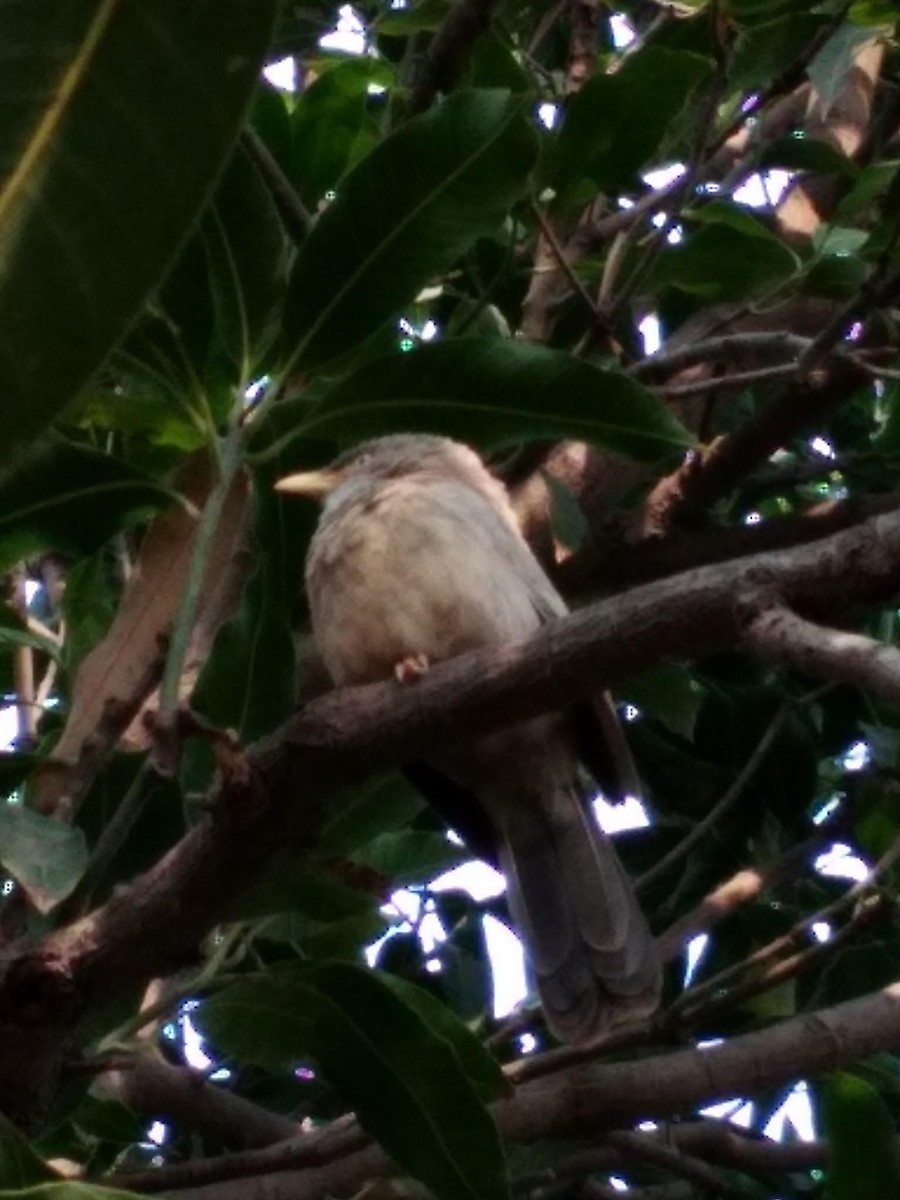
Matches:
[[394, 653, 430, 684]]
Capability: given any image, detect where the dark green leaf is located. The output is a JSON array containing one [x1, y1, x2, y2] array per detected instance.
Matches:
[[624, 665, 705, 740], [200, 961, 509, 1200], [0, 1110, 56, 1188], [319, 777, 426, 856], [291, 58, 392, 206], [874, 382, 900, 454], [0, 0, 280, 471], [552, 47, 712, 202], [201, 143, 290, 380], [818, 1072, 900, 1198], [0, 606, 58, 661], [0, 440, 173, 575], [835, 161, 900, 220], [760, 136, 859, 178], [651, 208, 799, 301], [232, 861, 378, 922], [258, 910, 390, 958], [61, 552, 118, 675], [376, 0, 450, 34], [354, 831, 470, 886], [262, 339, 691, 463], [730, 16, 827, 92], [378, 973, 511, 1102], [282, 89, 538, 370]]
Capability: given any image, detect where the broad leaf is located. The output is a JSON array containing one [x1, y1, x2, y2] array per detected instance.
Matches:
[[553, 46, 712, 203], [378, 974, 510, 1102], [0, 1111, 56, 1189], [818, 1072, 900, 1198], [262, 338, 692, 462], [0, 0, 280, 471], [353, 830, 470, 886], [201, 961, 509, 1200], [290, 58, 391, 207], [651, 206, 799, 301], [0, 441, 172, 575], [231, 861, 377, 922], [282, 89, 538, 371]]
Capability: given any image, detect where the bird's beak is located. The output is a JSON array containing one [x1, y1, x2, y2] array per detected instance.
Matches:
[[275, 468, 343, 499]]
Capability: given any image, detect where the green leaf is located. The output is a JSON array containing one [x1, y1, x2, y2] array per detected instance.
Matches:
[[353, 831, 470, 886], [835, 161, 900, 220], [874, 382, 900, 454], [0, 441, 172, 575], [282, 89, 538, 371], [200, 143, 290, 381], [378, 974, 510, 1102], [552, 47, 713, 202], [200, 961, 509, 1200], [759, 136, 859, 178], [0, 1111, 56, 1188], [61, 551, 118, 675], [376, 0, 451, 34], [818, 1072, 900, 1199], [624, 664, 705, 740], [848, 0, 899, 23], [0, 800, 88, 910], [651, 207, 799, 301], [191, 471, 299, 742], [0, 0, 280, 472], [319, 777, 426, 856], [258, 910, 390, 958], [730, 16, 828, 92], [291, 58, 393, 206], [262, 339, 692, 463], [231, 861, 378, 922], [0, 607, 58, 661]]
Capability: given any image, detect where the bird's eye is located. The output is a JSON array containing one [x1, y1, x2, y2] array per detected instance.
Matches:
[[354, 452, 371, 468]]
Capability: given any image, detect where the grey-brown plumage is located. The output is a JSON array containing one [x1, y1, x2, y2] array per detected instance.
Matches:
[[277, 434, 660, 1043]]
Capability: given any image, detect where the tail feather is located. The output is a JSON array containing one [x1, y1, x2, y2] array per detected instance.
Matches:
[[497, 785, 660, 1044]]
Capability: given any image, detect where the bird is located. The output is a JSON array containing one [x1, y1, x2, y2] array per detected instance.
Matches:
[[276, 434, 660, 1043]]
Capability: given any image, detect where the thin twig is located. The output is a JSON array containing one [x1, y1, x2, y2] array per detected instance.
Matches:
[[637, 704, 792, 893]]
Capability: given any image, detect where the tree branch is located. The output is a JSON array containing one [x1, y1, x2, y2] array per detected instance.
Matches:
[[744, 601, 900, 708], [7, 505, 900, 1126], [408, 0, 499, 115]]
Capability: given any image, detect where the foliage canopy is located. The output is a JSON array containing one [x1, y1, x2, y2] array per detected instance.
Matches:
[[1, 2, 900, 1198]]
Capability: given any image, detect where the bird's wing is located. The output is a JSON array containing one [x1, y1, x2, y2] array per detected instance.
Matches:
[[431, 479, 568, 625]]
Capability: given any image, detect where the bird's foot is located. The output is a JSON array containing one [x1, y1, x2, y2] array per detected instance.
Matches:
[[394, 653, 430, 684]]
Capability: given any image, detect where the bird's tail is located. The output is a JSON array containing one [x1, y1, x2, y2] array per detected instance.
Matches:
[[496, 784, 660, 1044]]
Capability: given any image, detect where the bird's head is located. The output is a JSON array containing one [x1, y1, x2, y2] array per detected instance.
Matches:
[[275, 434, 504, 507]]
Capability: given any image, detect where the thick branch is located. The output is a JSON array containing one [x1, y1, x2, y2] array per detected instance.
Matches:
[[560, 490, 900, 598], [642, 358, 872, 533], [408, 0, 498, 114], [22, 507, 900, 1012], [7, 506, 900, 1126], [116, 980, 900, 1197], [744, 602, 900, 707], [100, 1053, 299, 1149]]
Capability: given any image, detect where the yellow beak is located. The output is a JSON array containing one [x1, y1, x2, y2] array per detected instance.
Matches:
[[274, 468, 343, 499]]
